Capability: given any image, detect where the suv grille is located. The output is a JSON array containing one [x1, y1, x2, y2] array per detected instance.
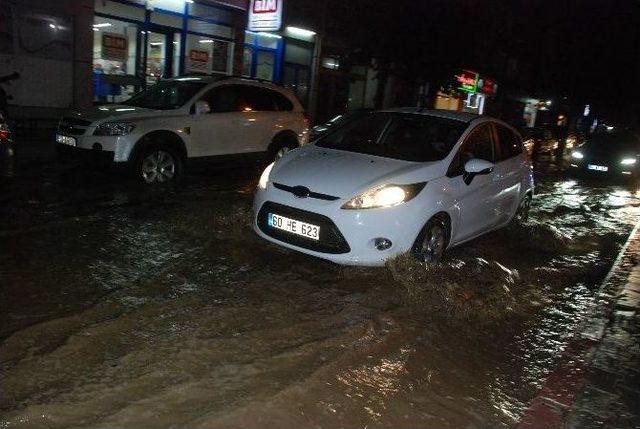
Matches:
[[58, 117, 92, 136], [257, 201, 350, 254]]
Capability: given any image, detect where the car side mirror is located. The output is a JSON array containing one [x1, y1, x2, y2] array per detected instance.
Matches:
[[463, 159, 494, 185], [194, 100, 211, 115]]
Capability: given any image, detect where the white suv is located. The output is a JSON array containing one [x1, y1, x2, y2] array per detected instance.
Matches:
[[56, 77, 309, 184]]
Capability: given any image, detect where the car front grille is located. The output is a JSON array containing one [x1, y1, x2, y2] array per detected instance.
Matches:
[[273, 183, 340, 201], [257, 201, 350, 254]]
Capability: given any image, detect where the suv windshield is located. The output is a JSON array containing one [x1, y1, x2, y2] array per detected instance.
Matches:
[[123, 80, 207, 110], [316, 112, 467, 162], [585, 131, 640, 152]]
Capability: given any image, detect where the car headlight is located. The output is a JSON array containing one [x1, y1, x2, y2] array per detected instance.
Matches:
[[258, 162, 275, 190], [621, 158, 637, 166], [571, 150, 584, 159], [342, 183, 426, 210], [93, 122, 136, 136]]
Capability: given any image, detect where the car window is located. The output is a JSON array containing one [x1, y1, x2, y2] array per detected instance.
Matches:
[[125, 81, 207, 110], [317, 113, 390, 151], [271, 91, 294, 111], [239, 86, 277, 111], [316, 113, 466, 162], [201, 85, 241, 113], [447, 123, 495, 176], [496, 124, 523, 161]]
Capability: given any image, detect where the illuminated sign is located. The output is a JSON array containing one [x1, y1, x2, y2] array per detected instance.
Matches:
[[187, 49, 209, 72], [456, 70, 478, 93], [101, 33, 128, 62], [248, 0, 283, 32]]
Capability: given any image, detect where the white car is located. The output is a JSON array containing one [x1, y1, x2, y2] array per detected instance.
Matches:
[[253, 109, 534, 266], [56, 76, 309, 184]]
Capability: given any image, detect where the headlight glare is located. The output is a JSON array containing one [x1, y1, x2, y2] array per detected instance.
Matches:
[[621, 158, 637, 166], [94, 122, 136, 136], [342, 183, 426, 210], [571, 150, 584, 159], [258, 162, 275, 190]]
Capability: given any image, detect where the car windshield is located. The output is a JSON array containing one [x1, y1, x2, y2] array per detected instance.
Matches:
[[123, 80, 207, 110], [316, 112, 467, 162], [584, 131, 640, 153]]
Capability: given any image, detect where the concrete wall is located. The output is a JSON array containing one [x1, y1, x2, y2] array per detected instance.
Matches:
[[0, 0, 93, 120]]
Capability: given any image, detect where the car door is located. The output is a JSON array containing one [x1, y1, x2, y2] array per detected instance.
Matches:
[[493, 123, 527, 224], [189, 84, 246, 157], [446, 123, 502, 244], [236, 85, 281, 153]]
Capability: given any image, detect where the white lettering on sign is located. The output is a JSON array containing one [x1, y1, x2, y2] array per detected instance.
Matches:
[[248, 0, 282, 32]]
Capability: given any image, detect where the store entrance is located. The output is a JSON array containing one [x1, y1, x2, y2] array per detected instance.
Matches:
[[143, 26, 181, 86]]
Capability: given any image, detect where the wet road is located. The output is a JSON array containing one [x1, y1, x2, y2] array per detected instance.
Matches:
[[1, 157, 639, 428]]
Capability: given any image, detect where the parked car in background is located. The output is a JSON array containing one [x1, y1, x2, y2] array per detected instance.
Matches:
[[309, 109, 373, 141], [569, 130, 640, 177], [0, 112, 14, 178], [254, 109, 534, 266], [56, 76, 309, 184]]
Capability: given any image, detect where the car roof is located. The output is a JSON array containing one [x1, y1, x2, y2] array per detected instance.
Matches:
[[167, 75, 283, 89], [379, 108, 481, 123]]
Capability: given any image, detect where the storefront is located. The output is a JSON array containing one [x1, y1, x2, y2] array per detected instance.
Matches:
[[241, 26, 316, 108], [92, 0, 246, 102], [435, 69, 498, 115]]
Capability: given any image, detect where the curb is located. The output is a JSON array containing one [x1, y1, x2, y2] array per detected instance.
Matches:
[[516, 220, 640, 428]]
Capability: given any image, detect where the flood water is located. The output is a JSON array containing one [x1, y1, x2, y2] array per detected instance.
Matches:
[[1, 163, 639, 428]]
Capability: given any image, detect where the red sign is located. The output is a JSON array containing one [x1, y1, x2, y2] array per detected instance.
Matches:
[[189, 50, 209, 63], [252, 0, 278, 13], [101, 34, 128, 62], [480, 78, 498, 96], [456, 70, 478, 93]]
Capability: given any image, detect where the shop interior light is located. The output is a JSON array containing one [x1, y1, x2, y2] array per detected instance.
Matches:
[[93, 23, 112, 28], [257, 32, 282, 39], [199, 39, 214, 43], [286, 26, 316, 38]]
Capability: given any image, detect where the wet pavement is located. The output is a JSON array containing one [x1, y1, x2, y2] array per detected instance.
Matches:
[[1, 148, 640, 428]]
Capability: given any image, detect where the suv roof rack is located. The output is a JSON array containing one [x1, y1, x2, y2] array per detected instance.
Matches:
[[175, 72, 282, 87]]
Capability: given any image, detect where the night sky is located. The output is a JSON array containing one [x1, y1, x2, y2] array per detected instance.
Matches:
[[321, 0, 640, 124]]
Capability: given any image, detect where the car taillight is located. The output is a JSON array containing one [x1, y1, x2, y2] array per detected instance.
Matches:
[[0, 130, 9, 141]]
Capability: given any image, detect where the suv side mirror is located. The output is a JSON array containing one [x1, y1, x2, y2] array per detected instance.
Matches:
[[194, 100, 211, 115]]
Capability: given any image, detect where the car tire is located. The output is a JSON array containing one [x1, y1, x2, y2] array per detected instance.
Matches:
[[513, 193, 532, 224], [269, 135, 299, 162], [411, 215, 450, 264], [134, 144, 182, 185]]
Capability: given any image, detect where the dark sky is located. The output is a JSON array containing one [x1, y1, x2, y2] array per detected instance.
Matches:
[[323, 0, 640, 123]]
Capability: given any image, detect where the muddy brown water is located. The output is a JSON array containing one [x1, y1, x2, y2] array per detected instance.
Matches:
[[1, 168, 639, 428]]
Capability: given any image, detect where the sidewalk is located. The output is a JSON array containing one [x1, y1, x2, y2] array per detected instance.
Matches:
[[518, 223, 640, 429]]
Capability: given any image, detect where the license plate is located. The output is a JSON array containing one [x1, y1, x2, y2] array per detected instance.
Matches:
[[268, 213, 320, 241], [56, 134, 76, 146], [587, 164, 608, 172]]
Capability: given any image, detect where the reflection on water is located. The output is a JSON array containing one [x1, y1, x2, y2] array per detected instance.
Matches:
[[1, 175, 639, 428]]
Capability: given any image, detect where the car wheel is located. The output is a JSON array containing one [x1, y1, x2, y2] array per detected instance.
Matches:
[[135, 146, 182, 185], [514, 194, 532, 223], [412, 216, 449, 264], [269, 136, 298, 162]]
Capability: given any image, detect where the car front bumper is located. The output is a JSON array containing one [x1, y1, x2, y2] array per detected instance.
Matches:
[[253, 185, 429, 267]]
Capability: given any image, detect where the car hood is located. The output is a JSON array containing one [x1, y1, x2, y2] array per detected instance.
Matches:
[[67, 105, 162, 124], [271, 145, 443, 198]]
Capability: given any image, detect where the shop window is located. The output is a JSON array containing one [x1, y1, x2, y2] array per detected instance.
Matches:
[[0, 4, 12, 54], [94, 0, 146, 22], [284, 40, 312, 66], [187, 20, 232, 39], [152, 0, 186, 13], [189, 3, 234, 25], [17, 10, 72, 60], [185, 34, 230, 74], [255, 51, 275, 81], [242, 47, 253, 76], [92, 16, 139, 102]]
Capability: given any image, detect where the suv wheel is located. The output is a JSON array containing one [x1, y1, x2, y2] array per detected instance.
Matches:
[[136, 146, 182, 185]]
